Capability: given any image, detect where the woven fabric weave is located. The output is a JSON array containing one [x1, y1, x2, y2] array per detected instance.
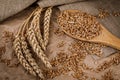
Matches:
[[0, 0, 36, 22], [37, 0, 85, 8]]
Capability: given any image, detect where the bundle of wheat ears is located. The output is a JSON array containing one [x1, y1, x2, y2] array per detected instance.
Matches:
[[13, 7, 52, 79]]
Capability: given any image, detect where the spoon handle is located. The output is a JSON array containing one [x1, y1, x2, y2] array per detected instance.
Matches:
[[91, 26, 120, 50]]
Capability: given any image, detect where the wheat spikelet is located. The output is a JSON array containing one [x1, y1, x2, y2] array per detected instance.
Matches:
[[21, 36, 44, 79], [26, 26, 52, 69], [32, 8, 46, 50], [13, 36, 36, 76], [43, 7, 52, 47]]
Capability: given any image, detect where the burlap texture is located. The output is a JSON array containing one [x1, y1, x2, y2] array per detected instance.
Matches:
[[37, 0, 85, 8], [0, 0, 36, 22]]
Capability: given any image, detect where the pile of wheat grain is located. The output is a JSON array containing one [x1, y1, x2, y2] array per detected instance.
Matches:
[[43, 39, 120, 80], [58, 10, 101, 40]]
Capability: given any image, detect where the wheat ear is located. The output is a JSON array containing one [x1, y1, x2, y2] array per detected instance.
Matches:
[[43, 7, 52, 47], [20, 7, 45, 79], [26, 26, 52, 69], [13, 8, 39, 76], [21, 19, 44, 79], [13, 36, 36, 76], [21, 36, 44, 79], [32, 8, 46, 50]]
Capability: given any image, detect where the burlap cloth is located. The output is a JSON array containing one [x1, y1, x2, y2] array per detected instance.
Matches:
[[0, 0, 36, 22], [0, 0, 120, 80]]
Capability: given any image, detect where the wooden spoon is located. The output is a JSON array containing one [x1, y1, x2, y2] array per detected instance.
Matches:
[[57, 10, 120, 50]]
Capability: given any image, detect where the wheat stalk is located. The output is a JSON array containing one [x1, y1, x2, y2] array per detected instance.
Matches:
[[13, 36, 37, 76], [32, 8, 46, 50], [19, 7, 45, 79], [13, 8, 39, 76], [13, 7, 53, 79], [26, 26, 52, 69], [43, 7, 52, 47], [21, 36, 44, 79]]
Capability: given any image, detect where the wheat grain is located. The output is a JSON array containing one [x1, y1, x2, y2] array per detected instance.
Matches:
[[96, 51, 120, 72], [21, 36, 44, 79], [43, 7, 52, 47], [53, 28, 64, 36], [13, 36, 36, 76], [97, 8, 110, 18], [112, 11, 120, 17], [102, 70, 114, 80], [57, 41, 65, 48], [26, 26, 52, 69]]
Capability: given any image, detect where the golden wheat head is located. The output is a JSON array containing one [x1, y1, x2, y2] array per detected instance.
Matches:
[[26, 27, 52, 69], [21, 36, 45, 79], [32, 8, 46, 50], [43, 7, 52, 47], [13, 36, 37, 76]]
